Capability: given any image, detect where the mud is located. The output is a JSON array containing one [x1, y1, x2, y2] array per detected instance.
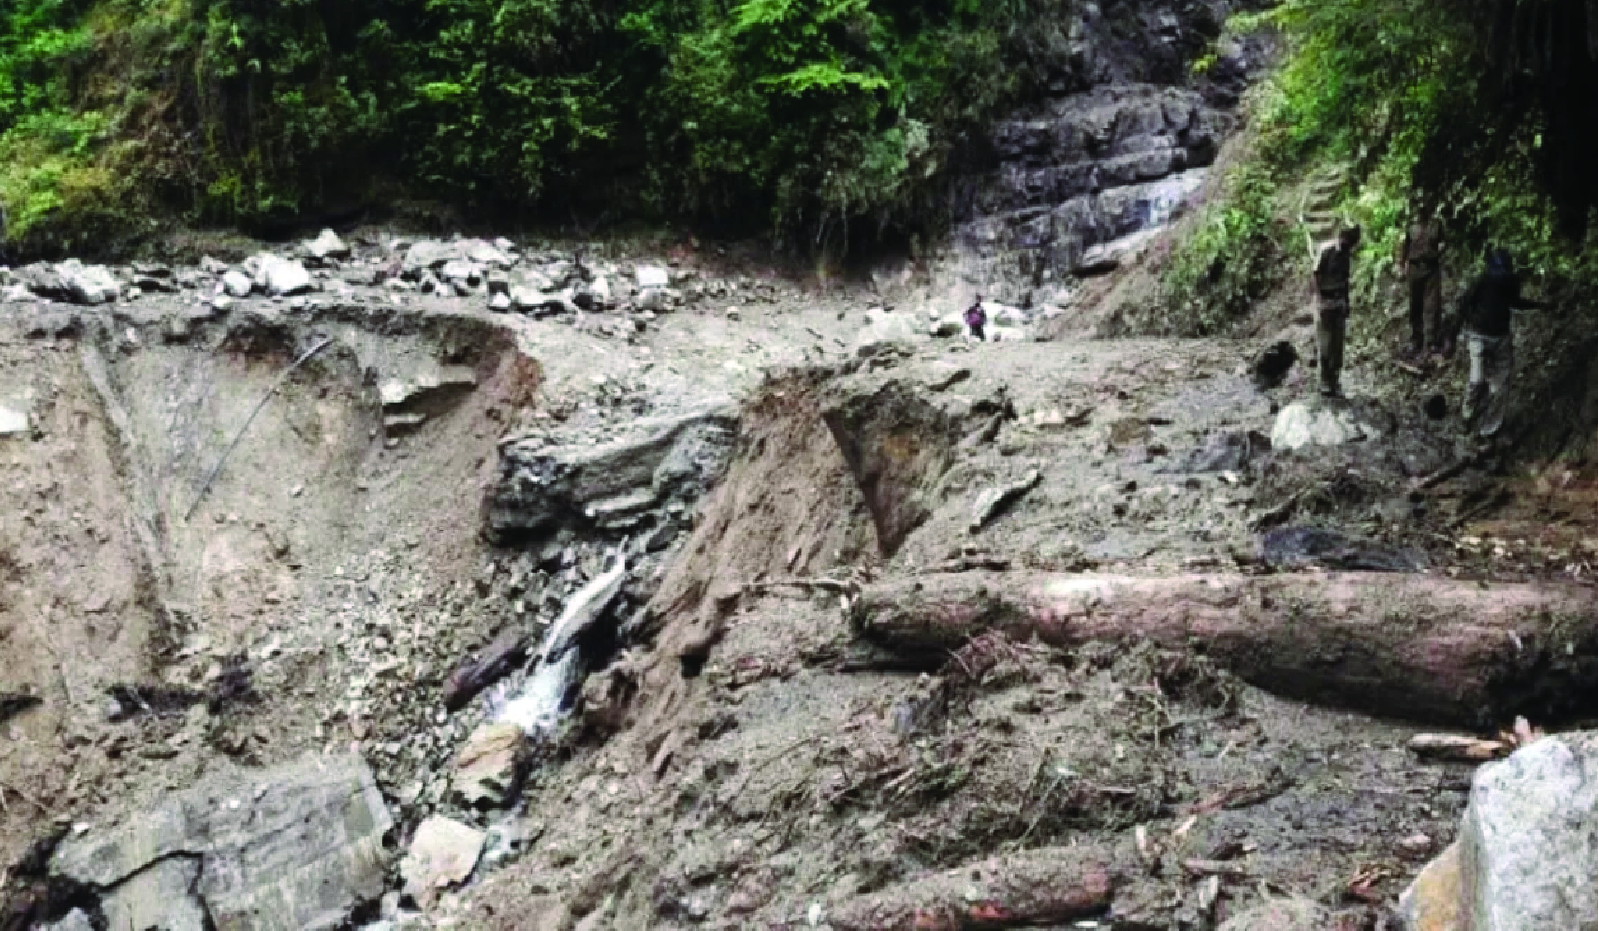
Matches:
[[1, 229, 1595, 930]]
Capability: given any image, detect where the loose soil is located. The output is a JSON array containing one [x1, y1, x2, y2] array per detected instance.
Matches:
[[1, 230, 1594, 930]]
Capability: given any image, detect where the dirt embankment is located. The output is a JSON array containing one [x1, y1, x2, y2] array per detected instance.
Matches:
[[3, 227, 1597, 931]]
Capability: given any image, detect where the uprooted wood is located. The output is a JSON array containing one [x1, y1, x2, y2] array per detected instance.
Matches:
[[852, 572, 1598, 726], [742, 577, 859, 596], [828, 846, 1117, 930], [443, 627, 530, 711], [1407, 734, 1510, 761]]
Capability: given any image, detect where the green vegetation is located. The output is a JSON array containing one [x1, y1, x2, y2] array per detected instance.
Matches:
[[0, 0, 1074, 252], [1158, 0, 1598, 339]]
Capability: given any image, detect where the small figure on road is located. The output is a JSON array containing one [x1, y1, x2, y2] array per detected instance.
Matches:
[[964, 296, 988, 342], [1313, 224, 1361, 398], [1400, 206, 1447, 360], [1455, 248, 1554, 449]]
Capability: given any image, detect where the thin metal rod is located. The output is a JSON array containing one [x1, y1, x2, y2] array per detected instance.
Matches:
[[184, 338, 334, 523]]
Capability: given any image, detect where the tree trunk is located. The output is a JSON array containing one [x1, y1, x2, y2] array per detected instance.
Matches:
[[828, 846, 1117, 931], [852, 572, 1598, 726]]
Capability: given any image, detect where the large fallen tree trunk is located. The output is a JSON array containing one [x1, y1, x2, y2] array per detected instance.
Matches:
[[853, 572, 1598, 726], [828, 846, 1117, 931]]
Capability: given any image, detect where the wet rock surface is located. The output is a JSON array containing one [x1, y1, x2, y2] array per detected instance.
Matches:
[[485, 399, 738, 542], [49, 753, 392, 931]]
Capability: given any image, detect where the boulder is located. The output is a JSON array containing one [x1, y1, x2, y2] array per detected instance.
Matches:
[[851, 308, 924, 357], [1401, 732, 1598, 931], [378, 365, 477, 413], [304, 228, 350, 262], [462, 239, 514, 268], [486, 400, 738, 541], [14, 262, 68, 301], [251, 255, 314, 296], [635, 265, 670, 289], [42, 909, 95, 931], [452, 722, 528, 808], [0, 404, 28, 437], [439, 259, 481, 287], [101, 858, 207, 931], [55, 259, 120, 305], [49, 752, 392, 931], [222, 270, 254, 298], [1270, 399, 1381, 451], [636, 287, 671, 313], [402, 241, 459, 277], [401, 817, 485, 908], [1217, 897, 1334, 931]]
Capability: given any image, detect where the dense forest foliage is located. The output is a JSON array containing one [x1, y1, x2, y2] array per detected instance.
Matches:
[[1165, 0, 1598, 333], [0, 0, 1082, 253]]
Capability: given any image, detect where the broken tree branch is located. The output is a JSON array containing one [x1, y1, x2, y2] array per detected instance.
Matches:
[[853, 572, 1598, 726], [1407, 734, 1509, 761], [742, 577, 859, 596]]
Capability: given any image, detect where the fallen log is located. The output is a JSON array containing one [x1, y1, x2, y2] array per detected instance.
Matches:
[[852, 572, 1598, 726], [443, 627, 529, 712], [828, 846, 1117, 931]]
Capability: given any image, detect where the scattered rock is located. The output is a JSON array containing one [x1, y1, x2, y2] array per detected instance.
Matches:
[[0, 404, 29, 437], [42, 910, 96, 931], [379, 366, 478, 413], [1270, 399, 1381, 450], [635, 265, 670, 289], [486, 400, 738, 540], [489, 291, 512, 311], [1251, 341, 1298, 389], [222, 270, 254, 298], [852, 308, 923, 357], [403, 241, 459, 277], [970, 468, 1043, 534], [1402, 731, 1598, 931], [305, 228, 350, 262], [1259, 526, 1427, 572], [1217, 897, 1333, 931], [59, 259, 121, 304], [923, 363, 972, 392], [452, 722, 528, 808], [1171, 430, 1270, 473], [401, 816, 486, 908], [251, 254, 314, 296], [49, 753, 392, 931]]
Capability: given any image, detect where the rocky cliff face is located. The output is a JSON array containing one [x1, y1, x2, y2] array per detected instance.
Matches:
[[949, 0, 1267, 304]]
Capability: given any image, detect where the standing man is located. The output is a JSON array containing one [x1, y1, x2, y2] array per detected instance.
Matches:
[[1313, 224, 1361, 398], [1401, 207, 1446, 359], [1456, 248, 1553, 449], [964, 295, 988, 342]]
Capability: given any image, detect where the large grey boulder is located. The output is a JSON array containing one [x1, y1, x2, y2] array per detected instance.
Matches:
[[485, 400, 738, 541], [304, 228, 350, 262], [15, 261, 119, 304], [50, 753, 393, 931], [222, 270, 254, 298], [57, 259, 120, 304], [250, 254, 314, 296], [1399, 731, 1598, 931], [851, 308, 924, 357], [402, 240, 459, 277]]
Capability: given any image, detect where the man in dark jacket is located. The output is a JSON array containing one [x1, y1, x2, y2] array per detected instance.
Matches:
[[1456, 248, 1553, 445]]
